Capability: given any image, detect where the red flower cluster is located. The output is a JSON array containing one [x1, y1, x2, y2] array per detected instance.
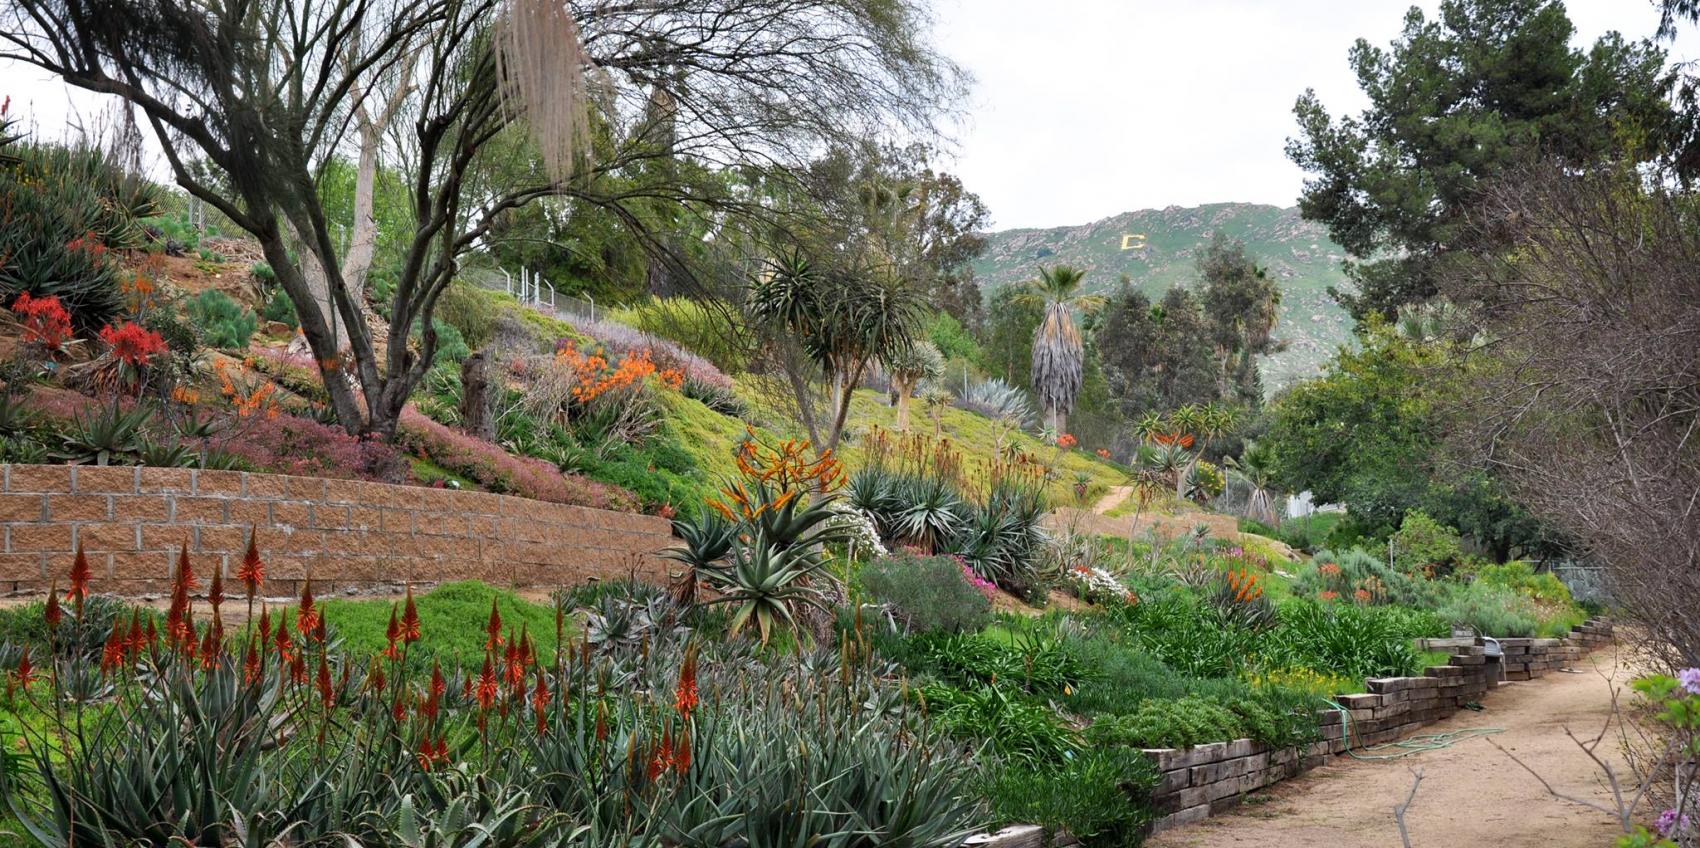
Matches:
[[1056, 433, 1078, 449], [98, 321, 167, 367], [10, 293, 72, 351]]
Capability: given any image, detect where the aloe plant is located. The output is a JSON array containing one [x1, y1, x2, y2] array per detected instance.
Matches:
[[53, 403, 152, 465]]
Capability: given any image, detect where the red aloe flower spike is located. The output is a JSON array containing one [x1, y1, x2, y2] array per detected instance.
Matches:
[[674, 647, 699, 717], [199, 624, 219, 670], [100, 618, 125, 674], [67, 543, 91, 610], [242, 638, 261, 684], [207, 566, 224, 611], [383, 605, 401, 659], [290, 653, 307, 685], [312, 613, 326, 645], [531, 674, 550, 737], [16, 651, 35, 690], [258, 605, 272, 645], [237, 527, 264, 597], [369, 659, 386, 694], [392, 696, 407, 724], [296, 580, 318, 637], [43, 585, 61, 631], [316, 655, 335, 709], [125, 610, 144, 656], [475, 655, 499, 710], [400, 586, 421, 643], [674, 726, 691, 774], [175, 542, 198, 591], [416, 736, 435, 771], [484, 598, 503, 651], [430, 660, 447, 699]]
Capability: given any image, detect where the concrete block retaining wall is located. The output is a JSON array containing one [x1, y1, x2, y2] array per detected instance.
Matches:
[[0, 464, 676, 596]]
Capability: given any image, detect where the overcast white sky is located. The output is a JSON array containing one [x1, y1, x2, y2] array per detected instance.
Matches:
[[931, 0, 1695, 229], [3, 0, 1691, 231]]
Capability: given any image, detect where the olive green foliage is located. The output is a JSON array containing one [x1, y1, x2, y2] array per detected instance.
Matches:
[[925, 311, 979, 361], [857, 552, 991, 634], [1435, 582, 1540, 638], [186, 289, 258, 350], [1261, 326, 1553, 559], [1288, 0, 1677, 319], [1389, 510, 1463, 575]]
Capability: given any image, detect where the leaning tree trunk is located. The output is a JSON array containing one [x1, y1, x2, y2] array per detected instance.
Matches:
[[460, 349, 497, 441]]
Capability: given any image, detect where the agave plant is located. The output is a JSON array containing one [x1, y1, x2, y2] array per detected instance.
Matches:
[[136, 436, 197, 468], [54, 402, 152, 465]]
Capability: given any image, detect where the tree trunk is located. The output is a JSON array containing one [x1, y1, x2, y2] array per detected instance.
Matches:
[[893, 376, 912, 430], [460, 348, 497, 441]]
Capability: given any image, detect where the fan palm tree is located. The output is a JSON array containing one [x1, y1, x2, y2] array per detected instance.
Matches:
[[1018, 265, 1104, 434]]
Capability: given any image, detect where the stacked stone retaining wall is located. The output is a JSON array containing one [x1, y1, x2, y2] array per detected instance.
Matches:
[[0, 464, 675, 595]]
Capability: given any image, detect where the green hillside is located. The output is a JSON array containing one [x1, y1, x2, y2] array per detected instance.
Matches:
[[973, 203, 1355, 388]]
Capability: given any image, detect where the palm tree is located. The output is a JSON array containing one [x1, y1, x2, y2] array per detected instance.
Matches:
[[1225, 442, 1281, 527], [1018, 265, 1104, 434]]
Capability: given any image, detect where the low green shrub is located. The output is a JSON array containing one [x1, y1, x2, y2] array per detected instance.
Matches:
[[1435, 581, 1539, 637], [1298, 547, 1444, 607], [902, 630, 1091, 696], [1261, 599, 1441, 679], [185, 289, 257, 350], [921, 683, 1079, 766], [981, 747, 1158, 847], [1056, 626, 1247, 715], [1085, 697, 1244, 749], [1104, 587, 1260, 678], [858, 551, 991, 634]]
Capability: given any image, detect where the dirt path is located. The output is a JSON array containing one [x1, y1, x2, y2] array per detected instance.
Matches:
[[1092, 485, 1133, 514], [1149, 649, 1638, 848]]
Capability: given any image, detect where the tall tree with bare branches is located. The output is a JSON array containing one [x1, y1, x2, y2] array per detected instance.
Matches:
[[1, 0, 965, 438]]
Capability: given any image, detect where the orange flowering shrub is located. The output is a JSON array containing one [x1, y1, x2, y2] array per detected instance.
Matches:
[[1056, 433, 1077, 449], [554, 341, 676, 403], [215, 360, 280, 419]]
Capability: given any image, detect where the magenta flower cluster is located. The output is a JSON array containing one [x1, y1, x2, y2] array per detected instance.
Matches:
[[210, 413, 409, 483]]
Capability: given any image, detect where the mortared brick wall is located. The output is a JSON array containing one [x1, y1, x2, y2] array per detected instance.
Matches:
[[0, 464, 674, 596]]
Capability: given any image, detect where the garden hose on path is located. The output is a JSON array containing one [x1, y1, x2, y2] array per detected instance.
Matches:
[[1325, 698, 1505, 761]]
